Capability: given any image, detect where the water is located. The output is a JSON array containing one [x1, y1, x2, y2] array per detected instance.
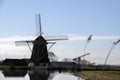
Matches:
[[0, 70, 84, 80]]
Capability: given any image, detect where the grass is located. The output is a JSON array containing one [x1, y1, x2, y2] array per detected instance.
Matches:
[[74, 71, 120, 80], [0, 65, 11, 69]]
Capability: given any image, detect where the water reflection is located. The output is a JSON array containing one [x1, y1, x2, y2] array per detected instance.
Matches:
[[28, 70, 50, 80], [0, 70, 84, 80], [2, 70, 27, 77]]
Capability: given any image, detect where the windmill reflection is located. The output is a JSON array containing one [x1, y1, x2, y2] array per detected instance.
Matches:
[[28, 70, 51, 80], [2, 70, 55, 80], [2, 70, 27, 77]]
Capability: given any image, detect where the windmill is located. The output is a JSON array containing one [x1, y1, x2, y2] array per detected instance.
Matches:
[[15, 14, 68, 66]]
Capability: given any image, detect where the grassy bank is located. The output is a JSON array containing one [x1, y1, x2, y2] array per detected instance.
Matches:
[[74, 71, 120, 80]]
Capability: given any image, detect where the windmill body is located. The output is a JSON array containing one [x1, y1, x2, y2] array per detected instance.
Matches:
[[29, 36, 50, 66]]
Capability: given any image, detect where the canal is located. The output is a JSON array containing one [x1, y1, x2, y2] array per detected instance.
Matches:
[[0, 70, 85, 80]]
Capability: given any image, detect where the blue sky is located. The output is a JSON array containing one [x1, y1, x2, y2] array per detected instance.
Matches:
[[0, 0, 120, 65]]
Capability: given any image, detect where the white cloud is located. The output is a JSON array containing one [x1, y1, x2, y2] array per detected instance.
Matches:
[[69, 35, 120, 41], [0, 35, 120, 65], [0, 35, 119, 42], [0, 36, 35, 42], [0, 44, 31, 60]]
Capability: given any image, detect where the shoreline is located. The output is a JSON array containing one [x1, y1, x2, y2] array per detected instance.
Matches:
[[73, 71, 120, 80]]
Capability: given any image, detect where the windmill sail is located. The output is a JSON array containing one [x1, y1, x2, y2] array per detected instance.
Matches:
[[15, 35, 68, 46], [36, 14, 43, 36]]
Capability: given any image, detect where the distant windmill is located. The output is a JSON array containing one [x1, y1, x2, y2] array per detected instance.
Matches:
[[15, 14, 68, 66]]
